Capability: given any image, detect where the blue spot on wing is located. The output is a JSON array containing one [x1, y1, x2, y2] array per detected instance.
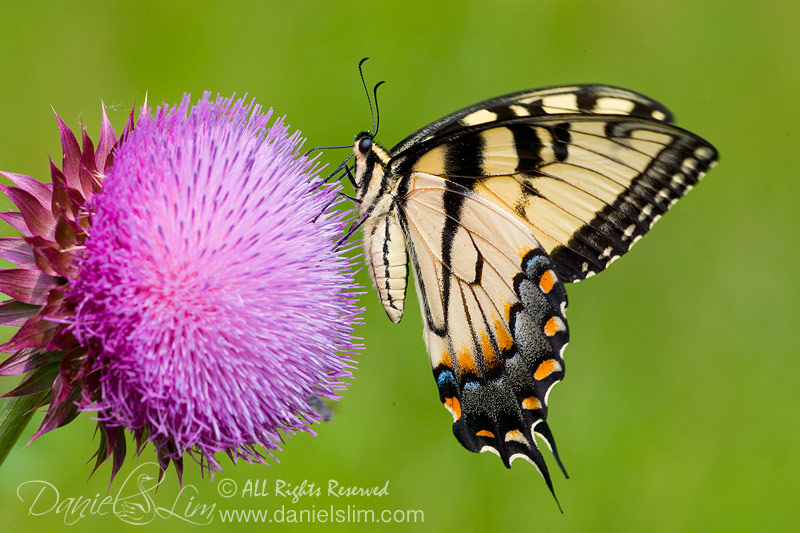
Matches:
[[437, 370, 456, 387]]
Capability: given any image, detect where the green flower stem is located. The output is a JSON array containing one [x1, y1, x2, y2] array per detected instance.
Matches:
[[0, 392, 47, 467]]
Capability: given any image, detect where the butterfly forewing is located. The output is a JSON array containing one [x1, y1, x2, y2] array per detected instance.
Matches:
[[399, 115, 717, 281], [352, 83, 717, 496]]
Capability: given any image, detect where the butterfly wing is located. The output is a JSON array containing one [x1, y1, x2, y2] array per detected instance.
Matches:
[[390, 85, 717, 281], [397, 172, 569, 494], [362, 84, 716, 494]]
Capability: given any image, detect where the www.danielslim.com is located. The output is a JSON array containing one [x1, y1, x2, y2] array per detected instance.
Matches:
[[218, 505, 424, 524]]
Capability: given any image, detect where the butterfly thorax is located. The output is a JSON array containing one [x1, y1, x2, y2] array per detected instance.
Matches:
[[353, 133, 392, 203], [352, 134, 409, 323]]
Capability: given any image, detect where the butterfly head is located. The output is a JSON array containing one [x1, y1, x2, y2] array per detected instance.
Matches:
[[356, 133, 373, 156]]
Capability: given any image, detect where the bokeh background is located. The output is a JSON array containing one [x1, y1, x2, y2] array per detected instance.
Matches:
[[1, 1, 797, 531]]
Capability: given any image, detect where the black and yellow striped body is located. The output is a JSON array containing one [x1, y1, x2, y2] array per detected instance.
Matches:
[[351, 84, 717, 497]]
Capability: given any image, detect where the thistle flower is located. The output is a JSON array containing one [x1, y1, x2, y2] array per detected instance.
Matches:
[[0, 93, 361, 479]]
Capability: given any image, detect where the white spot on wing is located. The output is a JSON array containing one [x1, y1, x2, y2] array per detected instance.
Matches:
[[533, 431, 554, 453], [509, 104, 530, 117], [694, 146, 714, 160], [595, 97, 636, 115], [651, 110, 667, 121], [510, 454, 536, 468], [505, 431, 531, 446], [542, 93, 578, 114], [479, 445, 501, 458], [623, 224, 636, 238], [544, 381, 558, 406], [558, 341, 569, 358], [639, 204, 654, 222], [462, 109, 498, 126]]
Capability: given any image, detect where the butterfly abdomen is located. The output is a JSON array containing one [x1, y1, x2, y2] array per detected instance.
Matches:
[[362, 207, 408, 323]]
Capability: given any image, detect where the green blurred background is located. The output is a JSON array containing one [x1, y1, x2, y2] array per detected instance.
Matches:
[[1, 1, 797, 531]]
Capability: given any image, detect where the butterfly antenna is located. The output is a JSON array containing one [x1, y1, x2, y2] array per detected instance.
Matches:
[[358, 57, 377, 136], [372, 80, 386, 138]]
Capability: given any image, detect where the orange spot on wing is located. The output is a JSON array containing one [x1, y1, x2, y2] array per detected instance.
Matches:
[[493, 319, 514, 351], [476, 429, 495, 438], [441, 350, 452, 368], [539, 270, 555, 293], [519, 248, 531, 261], [480, 332, 499, 370], [444, 397, 462, 420], [522, 396, 541, 410], [457, 346, 477, 375], [544, 316, 560, 336], [534, 359, 561, 380]]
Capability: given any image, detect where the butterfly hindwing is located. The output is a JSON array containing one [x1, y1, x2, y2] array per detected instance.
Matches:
[[399, 173, 569, 490]]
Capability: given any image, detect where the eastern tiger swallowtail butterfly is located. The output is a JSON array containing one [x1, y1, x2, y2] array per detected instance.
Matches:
[[342, 72, 717, 501]]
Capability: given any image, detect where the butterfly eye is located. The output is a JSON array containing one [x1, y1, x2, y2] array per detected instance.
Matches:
[[358, 137, 373, 154]]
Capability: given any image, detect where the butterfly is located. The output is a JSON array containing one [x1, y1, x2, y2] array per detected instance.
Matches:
[[343, 77, 717, 500]]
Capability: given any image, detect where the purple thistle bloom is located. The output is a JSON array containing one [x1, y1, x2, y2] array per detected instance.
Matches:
[[0, 93, 362, 479]]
